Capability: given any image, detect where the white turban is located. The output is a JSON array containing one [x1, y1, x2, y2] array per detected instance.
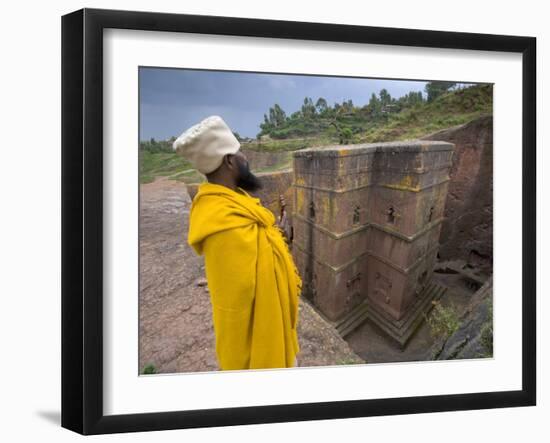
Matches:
[[172, 115, 241, 175]]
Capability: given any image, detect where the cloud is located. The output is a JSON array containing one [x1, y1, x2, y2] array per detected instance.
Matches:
[[266, 76, 297, 90]]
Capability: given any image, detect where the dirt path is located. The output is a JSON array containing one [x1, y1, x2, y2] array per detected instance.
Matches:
[[139, 177, 363, 374]]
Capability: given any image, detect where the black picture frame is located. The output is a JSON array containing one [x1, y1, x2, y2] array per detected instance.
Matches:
[[61, 7, 536, 435]]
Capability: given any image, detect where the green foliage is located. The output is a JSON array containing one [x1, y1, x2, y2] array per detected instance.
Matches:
[[140, 136, 176, 153], [245, 135, 334, 152], [256, 93, 360, 139], [363, 84, 492, 143], [425, 81, 457, 102], [142, 363, 157, 374], [478, 298, 494, 358], [301, 97, 316, 119], [140, 174, 155, 184], [254, 83, 437, 140], [315, 97, 328, 115], [379, 88, 391, 106], [425, 300, 460, 339], [260, 103, 287, 134], [397, 91, 424, 109], [339, 126, 353, 144], [367, 92, 382, 118]]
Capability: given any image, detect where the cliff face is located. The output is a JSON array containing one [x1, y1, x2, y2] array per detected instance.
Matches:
[[422, 116, 493, 273], [250, 170, 294, 220], [428, 276, 493, 360]]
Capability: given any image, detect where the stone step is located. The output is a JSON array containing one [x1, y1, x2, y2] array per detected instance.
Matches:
[[365, 282, 447, 347], [327, 280, 448, 346], [335, 301, 370, 338]]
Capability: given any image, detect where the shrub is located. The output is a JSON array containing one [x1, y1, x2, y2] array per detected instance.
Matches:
[[142, 363, 157, 374], [425, 300, 460, 339], [478, 298, 494, 357]]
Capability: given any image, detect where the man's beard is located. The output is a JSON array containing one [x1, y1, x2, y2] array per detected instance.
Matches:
[[236, 159, 263, 192]]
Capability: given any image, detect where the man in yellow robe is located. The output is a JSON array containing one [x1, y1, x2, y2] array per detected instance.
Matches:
[[173, 116, 302, 370]]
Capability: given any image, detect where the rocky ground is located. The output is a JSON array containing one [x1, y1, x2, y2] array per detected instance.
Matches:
[[139, 177, 363, 374]]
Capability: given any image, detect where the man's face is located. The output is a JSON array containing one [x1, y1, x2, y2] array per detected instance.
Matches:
[[233, 151, 263, 192]]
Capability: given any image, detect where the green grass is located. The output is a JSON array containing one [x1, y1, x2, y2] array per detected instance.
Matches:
[[171, 169, 206, 184], [359, 85, 492, 143], [139, 151, 193, 184], [242, 135, 337, 153], [254, 163, 292, 174], [139, 149, 294, 184], [253, 153, 294, 174]]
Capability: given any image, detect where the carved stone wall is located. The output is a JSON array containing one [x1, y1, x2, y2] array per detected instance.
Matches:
[[291, 141, 454, 343]]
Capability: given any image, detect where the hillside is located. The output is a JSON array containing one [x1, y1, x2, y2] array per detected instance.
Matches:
[[139, 83, 492, 183], [360, 83, 492, 142], [139, 151, 194, 184], [247, 83, 492, 150]]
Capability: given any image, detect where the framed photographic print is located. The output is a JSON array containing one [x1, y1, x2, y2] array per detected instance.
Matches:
[[61, 7, 536, 435]]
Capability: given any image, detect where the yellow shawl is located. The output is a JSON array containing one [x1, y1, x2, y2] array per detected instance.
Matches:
[[187, 182, 302, 370]]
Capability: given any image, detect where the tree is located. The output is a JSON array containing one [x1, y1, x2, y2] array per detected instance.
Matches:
[[301, 97, 316, 119], [268, 103, 287, 127], [367, 92, 381, 117], [397, 91, 424, 109], [379, 89, 392, 106], [260, 104, 287, 135], [315, 97, 328, 115], [342, 99, 354, 113], [425, 81, 457, 102]]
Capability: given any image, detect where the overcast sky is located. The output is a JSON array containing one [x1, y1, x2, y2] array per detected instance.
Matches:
[[139, 67, 429, 141]]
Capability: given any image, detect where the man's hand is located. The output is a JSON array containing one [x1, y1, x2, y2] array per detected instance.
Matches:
[[277, 208, 288, 229], [277, 211, 289, 239], [277, 201, 292, 244]]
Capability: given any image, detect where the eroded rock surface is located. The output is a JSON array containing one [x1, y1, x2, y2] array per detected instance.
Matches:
[[428, 275, 493, 360], [422, 116, 493, 273]]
